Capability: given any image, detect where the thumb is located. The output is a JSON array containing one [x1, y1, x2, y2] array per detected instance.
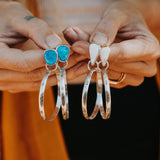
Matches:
[[8, 2, 62, 49], [90, 9, 126, 46], [63, 26, 89, 44]]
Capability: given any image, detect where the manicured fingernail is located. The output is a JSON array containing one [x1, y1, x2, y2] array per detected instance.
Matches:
[[46, 34, 62, 49], [90, 32, 107, 46]]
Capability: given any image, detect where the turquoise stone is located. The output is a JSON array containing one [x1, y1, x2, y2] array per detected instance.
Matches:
[[44, 50, 58, 66], [57, 45, 70, 62]]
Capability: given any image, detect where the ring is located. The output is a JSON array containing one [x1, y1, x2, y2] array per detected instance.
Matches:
[[109, 72, 126, 85]]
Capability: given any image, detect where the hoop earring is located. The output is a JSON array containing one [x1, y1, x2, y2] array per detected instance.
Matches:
[[99, 62, 111, 119], [39, 45, 70, 121], [82, 44, 103, 120], [57, 45, 70, 120]]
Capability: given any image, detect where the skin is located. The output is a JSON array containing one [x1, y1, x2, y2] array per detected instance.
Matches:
[[0, 1, 88, 93], [64, 1, 160, 88], [0, 1, 159, 92]]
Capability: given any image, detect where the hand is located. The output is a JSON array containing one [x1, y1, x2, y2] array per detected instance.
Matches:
[[63, 1, 160, 88], [0, 2, 87, 93]]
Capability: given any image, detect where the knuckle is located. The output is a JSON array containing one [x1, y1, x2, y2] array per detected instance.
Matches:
[[145, 67, 157, 77], [117, 46, 127, 61], [19, 62, 31, 72], [34, 69, 46, 81], [5, 50, 33, 72], [28, 68, 45, 81], [11, 55, 31, 72], [151, 37, 159, 50], [133, 77, 144, 86], [147, 37, 160, 58], [38, 19, 50, 29], [140, 42, 147, 54], [144, 61, 157, 77], [34, 18, 47, 26], [24, 18, 52, 40], [29, 19, 52, 34], [20, 56, 34, 72]]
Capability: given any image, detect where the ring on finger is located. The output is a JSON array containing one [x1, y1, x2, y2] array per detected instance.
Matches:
[[109, 72, 126, 85]]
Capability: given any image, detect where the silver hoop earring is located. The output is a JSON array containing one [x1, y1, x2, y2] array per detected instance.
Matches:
[[82, 43, 111, 120], [39, 45, 70, 121]]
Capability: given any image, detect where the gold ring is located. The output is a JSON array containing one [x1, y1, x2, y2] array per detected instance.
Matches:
[[109, 72, 126, 85]]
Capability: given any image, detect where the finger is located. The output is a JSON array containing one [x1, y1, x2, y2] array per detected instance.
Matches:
[[5, 71, 144, 92], [7, 2, 62, 49], [63, 26, 89, 44], [71, 41, 90, 58], [5, 65, 144, 92], [3, 61, 89, 92], [0, 67, 53, 82], [67, 52, 89, 69], [0, 43, 45, 72], [0, 37, 27, 45], [0, 54, 89, 82], [109, 37, 160, 63], [90, 8, 126, 46], [108, 71, 144, 88], [63, 26, 90, 59], [110, 61, 158, 77], [70, 34, 159, 78], [64, 39, 157, 78]]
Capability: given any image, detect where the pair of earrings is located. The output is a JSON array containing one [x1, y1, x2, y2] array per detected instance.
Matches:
[[82, 43, 111, 120], [39, 44, 111, 121], [39, 45, 70, 121]]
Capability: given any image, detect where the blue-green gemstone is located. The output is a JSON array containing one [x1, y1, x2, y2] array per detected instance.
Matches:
[[44, 50, 57, 66], [57, 45, 70, 62]]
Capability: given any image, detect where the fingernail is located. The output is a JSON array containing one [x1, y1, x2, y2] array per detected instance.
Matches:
[[63, 27, 78, 39], [46, 34, 62, 49], [90, 32, 108, 46]]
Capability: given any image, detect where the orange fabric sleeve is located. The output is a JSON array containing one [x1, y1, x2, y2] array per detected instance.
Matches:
[[1, 89, 69, 160]]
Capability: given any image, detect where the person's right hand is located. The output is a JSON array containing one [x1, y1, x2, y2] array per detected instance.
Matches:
[[0, 2, 87, 93], [63, 0, 160, 89]]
